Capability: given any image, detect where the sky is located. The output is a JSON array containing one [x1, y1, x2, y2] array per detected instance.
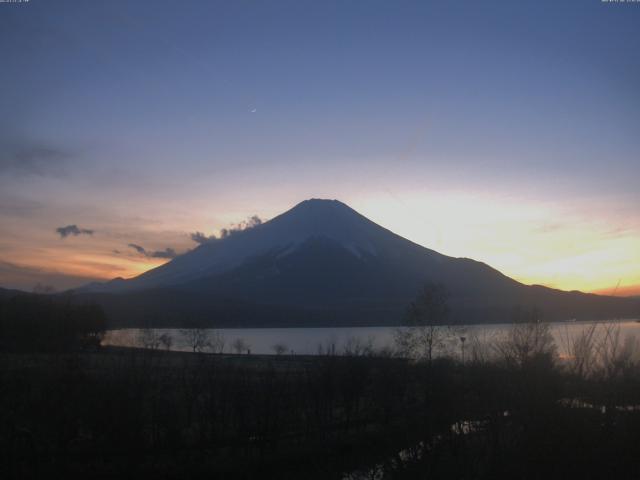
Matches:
[[0, 0, 639, 295]]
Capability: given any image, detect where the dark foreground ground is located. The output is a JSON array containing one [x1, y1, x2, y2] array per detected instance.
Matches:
[[2, 347, 640, 480]]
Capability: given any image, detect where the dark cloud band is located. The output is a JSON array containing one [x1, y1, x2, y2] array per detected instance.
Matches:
[[127, 243, 177, 259], [56, 224, 94, 238]]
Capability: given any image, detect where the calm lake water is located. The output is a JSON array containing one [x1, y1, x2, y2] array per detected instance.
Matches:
[[103, 319, 640, 357]]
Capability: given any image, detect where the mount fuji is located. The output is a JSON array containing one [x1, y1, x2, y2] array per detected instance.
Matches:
[[81, 199, 639, 327]]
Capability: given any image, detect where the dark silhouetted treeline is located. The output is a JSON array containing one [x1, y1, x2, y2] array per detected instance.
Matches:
[[0, 293, 106, 352]]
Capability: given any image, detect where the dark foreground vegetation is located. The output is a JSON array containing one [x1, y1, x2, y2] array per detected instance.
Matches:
[[1, 342, 640, 479], [2, 292, 640, 479], [0, 293, 106, 352]]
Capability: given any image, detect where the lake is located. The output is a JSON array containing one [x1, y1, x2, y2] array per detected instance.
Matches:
[[102, 319, 640, 357]]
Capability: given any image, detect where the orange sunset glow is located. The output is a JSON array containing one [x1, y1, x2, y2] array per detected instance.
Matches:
[[1, 190, 638, 297]]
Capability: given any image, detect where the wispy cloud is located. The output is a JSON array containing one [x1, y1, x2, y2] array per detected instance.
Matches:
[[190, 231, 217, 245], [222, 215, 262, 238], [127, 243, 146, 255], [56, 224, 94, 238], [127, 243, 178, 259], [151, 247, 177, 259], [0, 141, 71, 177], [190, 215, 263, 244]]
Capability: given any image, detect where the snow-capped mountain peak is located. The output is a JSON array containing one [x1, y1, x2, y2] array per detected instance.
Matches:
[[91, 199, 430, 292]]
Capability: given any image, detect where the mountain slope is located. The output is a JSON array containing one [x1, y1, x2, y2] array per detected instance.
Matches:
[[81, 199, 640, 327], [95, 199, 452, 292]]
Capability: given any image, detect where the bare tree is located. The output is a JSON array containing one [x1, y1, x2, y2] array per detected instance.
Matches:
[[560, 322, 598, 378], [561, 322, 638, 380], [208, 331, 226, 353], [159, 332, 173, 351], [180, 328, 211, 353], [394, 283, 451, 363], [317, 336, 338, 356], [343, 336, 374, 357], [494, 306, 556, 367], [232, 338, 249, 354], [465, 329, 499, 364], [138, 329, 161, 350], [594, 323, 638, 380]]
